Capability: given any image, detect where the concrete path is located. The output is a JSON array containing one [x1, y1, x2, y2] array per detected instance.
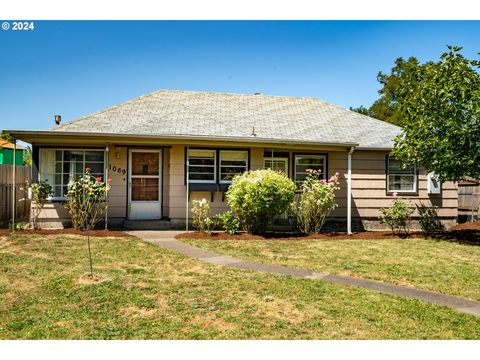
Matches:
[[129, 230, 480, 318]]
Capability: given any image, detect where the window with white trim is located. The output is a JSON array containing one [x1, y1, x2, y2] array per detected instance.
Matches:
[[294, 155, 326, 187], [187, 149, 216, 183], [387, 157, 417, 193], [39, 149, 105, 198], [219, 150, 248, 183], [264, 157, 288, 175]]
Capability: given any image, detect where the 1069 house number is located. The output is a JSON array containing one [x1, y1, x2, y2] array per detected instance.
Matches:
[[109, 164, 126, 175]]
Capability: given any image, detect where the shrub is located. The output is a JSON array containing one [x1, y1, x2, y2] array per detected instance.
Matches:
[[30, 180, 53, 229], [417, 204, 444, 234], [379, 193, 414, 236], [290, 170, 340, 234], [191, 198, 214, 232], [226, 169, 296, 234], [215, 211, 240, 235], [64, 168, 111, 230]]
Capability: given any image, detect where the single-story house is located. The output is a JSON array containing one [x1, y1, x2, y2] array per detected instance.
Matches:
[[0, 138, 25, 165], [4, 89, 457, 231]]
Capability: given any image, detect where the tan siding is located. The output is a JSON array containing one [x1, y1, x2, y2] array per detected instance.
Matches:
[[33, 143, 458, 226], [107, 145, 128, 218]]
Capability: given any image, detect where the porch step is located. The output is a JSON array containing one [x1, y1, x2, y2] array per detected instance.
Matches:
[[123, 219, 173, 230]]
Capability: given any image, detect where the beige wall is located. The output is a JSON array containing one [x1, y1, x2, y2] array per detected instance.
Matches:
[[34, 143, 458, 229], [168, 146, 457, 225]]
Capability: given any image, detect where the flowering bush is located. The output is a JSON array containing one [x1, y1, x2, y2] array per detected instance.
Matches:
[[64, 168, 111, 230], [191, 198, 214, 232], [290, 170, 340, 234], [379, 193, 414, 236], [30, 180, 53, 229], [226, 169, 296, 234], [215, 211, 240, 235]]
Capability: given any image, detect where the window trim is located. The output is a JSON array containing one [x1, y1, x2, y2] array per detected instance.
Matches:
[[186, 148, 217, 184], [184, 147, 251, 186], [293, 153, 328, 186], [39, 148, 106, 200], [263, 157, 289, 175], [219, 149, 249, 184], [386, 155, 418, 195]]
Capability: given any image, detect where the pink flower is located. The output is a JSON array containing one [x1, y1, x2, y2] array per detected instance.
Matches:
[[108, 178, 111, 183], [393, 192, 398, 198], [96, 177, 102, 182], [85, 167, 91, 172], [335, 172, 340, 177], [320, 179, 327, 184]]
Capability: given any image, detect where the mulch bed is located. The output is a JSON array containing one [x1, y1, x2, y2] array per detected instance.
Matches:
[[0, 229, 133, 238], [175, 231, 426, 241], [176, 222, 480, 242]]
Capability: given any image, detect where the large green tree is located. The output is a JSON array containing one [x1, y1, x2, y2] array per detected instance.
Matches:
[[351, 57, 422, 125], [391, 46, 480, 182]]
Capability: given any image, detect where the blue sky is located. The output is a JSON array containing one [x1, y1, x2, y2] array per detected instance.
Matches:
[[0, 20, 479, 132]]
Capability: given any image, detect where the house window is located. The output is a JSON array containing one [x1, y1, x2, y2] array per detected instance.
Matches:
[[39, 148, 105, 199], [187, 149, 216, 183], [219, 150, 248, 183], [264, 158, 288, 175], [294, 155, 326, 186], [387, 157, 417, 193]]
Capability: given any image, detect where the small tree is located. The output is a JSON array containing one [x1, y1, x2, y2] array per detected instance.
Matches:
[[290, 170, 340, 234], [379, 194, 414, 236], [64, 168, 110, 230], [30, 181, 53, 230], [191, 199, 214, 232], [226, 169, 296, 234]]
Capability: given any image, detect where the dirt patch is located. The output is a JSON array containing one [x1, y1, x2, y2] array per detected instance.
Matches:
[[0, 229, 134, 238], [175, 231, 426, 241], [121, 306, 158, 318], [76, 273, 111, 285], [450, 222, 480, 231]]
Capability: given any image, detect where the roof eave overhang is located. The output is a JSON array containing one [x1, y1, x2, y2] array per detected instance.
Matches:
[[4, 130, 359, 150]]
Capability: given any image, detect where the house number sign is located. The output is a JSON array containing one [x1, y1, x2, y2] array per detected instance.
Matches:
[[109, 164, 127, 175]]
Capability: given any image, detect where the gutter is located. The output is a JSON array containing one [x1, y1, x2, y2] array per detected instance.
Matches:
[[347, 146, 355, 235], [3, 130, 359, 148]]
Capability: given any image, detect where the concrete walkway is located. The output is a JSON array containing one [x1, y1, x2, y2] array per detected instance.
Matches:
[[129, 230, 480, 318]]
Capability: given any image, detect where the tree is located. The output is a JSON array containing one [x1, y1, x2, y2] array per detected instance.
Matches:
[[23, 146, 32, 166], [391, 46, 480, 182], [351, 57, 423, 126]]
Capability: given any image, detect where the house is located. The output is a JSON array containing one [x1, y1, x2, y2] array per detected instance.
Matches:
[[4, 89, 458, 230], [0, 138, 25, 166]]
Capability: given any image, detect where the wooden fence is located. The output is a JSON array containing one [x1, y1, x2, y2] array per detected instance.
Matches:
[[458, 180, 479, 222], [0, 165, 31, 226]]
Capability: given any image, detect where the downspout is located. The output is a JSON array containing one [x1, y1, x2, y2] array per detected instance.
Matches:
[[12, 140, 16, 232], [185, 146, 189, 232], [347, 146, 355, 235], [105, 145, 109, 230]]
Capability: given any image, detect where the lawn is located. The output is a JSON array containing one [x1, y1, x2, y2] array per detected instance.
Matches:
[[1, 234, 480, 339], [185, 237, 480, 301]]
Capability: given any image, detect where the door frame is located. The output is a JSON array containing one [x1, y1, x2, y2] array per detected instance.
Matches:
[[127, 148, 163, 220]]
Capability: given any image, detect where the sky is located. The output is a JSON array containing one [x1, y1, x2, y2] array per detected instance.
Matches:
[[0, 20, 479, 132]]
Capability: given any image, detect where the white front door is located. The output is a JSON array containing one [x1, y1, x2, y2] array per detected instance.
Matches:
[[128, 149, 162, 220]]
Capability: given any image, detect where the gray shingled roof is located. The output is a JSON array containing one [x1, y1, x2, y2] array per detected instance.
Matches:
[[51, 90, 401, 149]]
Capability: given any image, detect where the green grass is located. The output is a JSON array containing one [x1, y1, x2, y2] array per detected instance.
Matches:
[[1, 234, 480, 339], [185, 237, 480, 301]]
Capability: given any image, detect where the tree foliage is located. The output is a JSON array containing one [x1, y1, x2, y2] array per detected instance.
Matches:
[[391, 46, 480, 182], [351, 57, 422, 125]]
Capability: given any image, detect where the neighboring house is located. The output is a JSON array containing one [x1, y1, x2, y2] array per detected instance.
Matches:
[[4, 90, 458, 230], [0, 138, 24, 166]]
